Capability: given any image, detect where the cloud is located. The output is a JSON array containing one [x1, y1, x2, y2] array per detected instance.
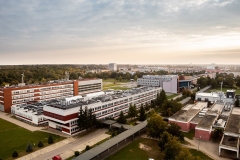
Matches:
[[0, 0, 239, 64]]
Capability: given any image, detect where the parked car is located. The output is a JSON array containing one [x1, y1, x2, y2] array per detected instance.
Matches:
[[52, 155, 62, 160]]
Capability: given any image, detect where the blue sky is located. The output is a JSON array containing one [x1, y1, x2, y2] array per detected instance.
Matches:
[[0, 0, 240, 65]]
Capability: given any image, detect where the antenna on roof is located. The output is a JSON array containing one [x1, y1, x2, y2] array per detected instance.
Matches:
[[21, 73, 24, 83]]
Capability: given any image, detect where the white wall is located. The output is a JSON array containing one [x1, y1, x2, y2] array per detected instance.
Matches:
[[0, 104, 4, 112]]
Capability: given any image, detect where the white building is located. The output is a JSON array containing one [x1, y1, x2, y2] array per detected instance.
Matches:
[[137, 75, 179, 93], [195, 90, 235, 103], [109, 63, 117, 71], [43, 87, 161, 135], [11, 102, 48, 126], [206, 63, 216, 70]]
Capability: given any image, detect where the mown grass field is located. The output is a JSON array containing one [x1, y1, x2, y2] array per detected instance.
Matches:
[[105, 137, 213, 160], [0, 118, 65, 160], [167, 93, 179, 99], [103, 78, 132, 90], [207, 87, 240, 95]]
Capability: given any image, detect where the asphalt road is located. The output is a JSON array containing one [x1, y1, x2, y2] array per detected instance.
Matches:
[[33, 129, 107, 160]]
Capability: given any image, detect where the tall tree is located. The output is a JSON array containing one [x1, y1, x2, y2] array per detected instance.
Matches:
[[156, 89, 167, 108], [161, 100, 182, 117], [164, 137, 182, 160], [128, 104, 137, 120], [77, 106, 97, 131], [139, 104, 146, 121], [158, 131, 172, 152], [146, 113, 167, 139], [117, 111, 127, 124], [167, 123, 184, 141]]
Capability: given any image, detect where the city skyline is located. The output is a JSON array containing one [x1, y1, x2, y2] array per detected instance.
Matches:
[[0, 0, 240, 65]]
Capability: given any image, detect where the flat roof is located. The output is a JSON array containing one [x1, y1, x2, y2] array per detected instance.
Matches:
[[190, 115, 204, 124], [225, 114, 240, 134], [196, 92, 219, 98], [221, 135, 239, 148], [210, 103, 224, 113], [191, 102, 207, 110], [196, 115, 217, 130], [182, 104, 194, 111], [231, 107, 240, 115], [170, 109, 199, 122]]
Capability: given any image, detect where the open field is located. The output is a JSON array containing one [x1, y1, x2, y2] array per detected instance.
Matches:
[[103, 78, 136, 90], [105, 137, 163, 160], [207, 87, 240, 95], [167, 93, 179, 99], [105, 137, 212, 160], [0, 118, 65, 160]]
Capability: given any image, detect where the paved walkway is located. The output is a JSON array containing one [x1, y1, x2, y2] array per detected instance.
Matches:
[[17, 129, 110, 160], [0, 112, 41, 131], [184, 137, 230, 160]]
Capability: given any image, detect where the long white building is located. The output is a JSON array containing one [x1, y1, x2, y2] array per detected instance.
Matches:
[[43, 87, 161, 135], [137, 75, 178, 93]]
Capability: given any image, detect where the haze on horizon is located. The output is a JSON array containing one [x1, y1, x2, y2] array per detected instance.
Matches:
[[0, 0, 240, 65]]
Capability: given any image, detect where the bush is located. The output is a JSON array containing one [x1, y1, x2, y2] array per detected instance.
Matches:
[[12, 151, 18, 158], [26, 142, 33, 152], [74, 151, 80, 157], [48, 135, 54, 144], [38, 140, 44, 147], [85, 145, 91, 151]]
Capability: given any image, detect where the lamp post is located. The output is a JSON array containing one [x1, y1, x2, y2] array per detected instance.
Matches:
[[198, 136, 201, 150]]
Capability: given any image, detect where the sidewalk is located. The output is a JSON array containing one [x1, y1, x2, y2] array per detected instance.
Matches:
[[17, 129, 110, 160], [184, 137, 230, 160], [0, 112, 41, 131]]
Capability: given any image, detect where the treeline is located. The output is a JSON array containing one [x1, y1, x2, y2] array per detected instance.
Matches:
[[197, 72, 240, 89]]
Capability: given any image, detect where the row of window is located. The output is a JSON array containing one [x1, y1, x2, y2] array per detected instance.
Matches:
[[12, 93, 35, 99], [12, 98, 34, 104]]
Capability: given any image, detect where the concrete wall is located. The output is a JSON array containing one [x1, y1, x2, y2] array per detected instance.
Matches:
[[169, 120, 190, 132], [195, 129, 211, 141]]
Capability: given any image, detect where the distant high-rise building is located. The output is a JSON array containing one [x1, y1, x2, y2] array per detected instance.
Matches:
[[109, 63, 117, 71]]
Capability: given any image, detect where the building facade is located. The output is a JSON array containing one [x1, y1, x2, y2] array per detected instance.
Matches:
[[43, 87, 161, 135], [109, 63, 117, 71], [0, 79, 102, 113], [137, 75, 179, 93]]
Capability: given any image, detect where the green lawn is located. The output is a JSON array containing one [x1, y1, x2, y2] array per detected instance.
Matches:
[[0, 118, 65, 160], [103, 79, 131, 90], [182, 130, 195, 140], [189, 149, 213, 160], [208, 87, 240, 95], [103, 78, 130, 83], [105, 138, 163, 160], [167, 94, 179, 99]]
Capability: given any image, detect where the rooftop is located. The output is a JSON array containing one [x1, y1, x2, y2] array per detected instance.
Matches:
[[221, 135, 239, 148], [196, 115, 217, 130], [225, 114, 240, 135]]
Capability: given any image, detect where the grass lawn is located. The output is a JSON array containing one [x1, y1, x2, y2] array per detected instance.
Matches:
[[167, 94, 179, 99], [105, 137, 163, 160], [103, 79, 131, 90], [103, 78, 130, 83], [208, 87, 240, 95], [189, 149, 213, 160], [182, 130, 195, 140], [0, 118, 65, 160]]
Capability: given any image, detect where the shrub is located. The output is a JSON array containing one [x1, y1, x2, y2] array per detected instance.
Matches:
[[85, 145, 91, 151], [12, 151, 18, 158], [26, 142, 33, 152], [38, 140, 44, 147], [48, 135, 54, 144], [74, 151, 80, 157]]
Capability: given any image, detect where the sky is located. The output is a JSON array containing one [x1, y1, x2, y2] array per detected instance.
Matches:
[[0, 0, 240, 65]]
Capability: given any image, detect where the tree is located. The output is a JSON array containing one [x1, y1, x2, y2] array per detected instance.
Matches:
[[77, 106, 97, 131], [164, 137, 182, 160], [161, 100, 182, 117], [117, 111, 127, 124], [210, 79, 218, 89], [146, 113, 167, 139], [139, 105, 146, 121], [167, 123, 184, 141], [134, 75, 138, 81], [48, 135, 54, 144], [128, 104, 137, 120], [175, 148, 200, 160], [38, 140, 44, 147], [12, 151, 18, 158], [235, 97, 240, 107], [182, 89, 191, 97], [26, 142, 33, 152], [190, 92, 196, 101], [158, 131, 172, 152], [156, 90, 167, 108]]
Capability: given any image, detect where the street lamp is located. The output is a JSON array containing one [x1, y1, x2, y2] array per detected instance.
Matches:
[[198, 136, 201, 150]]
